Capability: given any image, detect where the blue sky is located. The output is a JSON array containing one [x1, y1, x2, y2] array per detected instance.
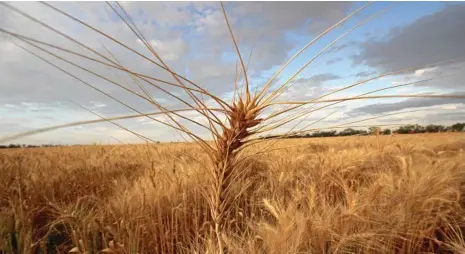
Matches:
[[0, 1, 464, 145]]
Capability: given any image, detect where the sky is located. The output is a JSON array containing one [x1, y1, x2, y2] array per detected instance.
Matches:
[[0, 1, 464, 145]]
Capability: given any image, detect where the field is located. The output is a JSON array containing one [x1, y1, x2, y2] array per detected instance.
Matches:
[[0, 133, 464, 253]]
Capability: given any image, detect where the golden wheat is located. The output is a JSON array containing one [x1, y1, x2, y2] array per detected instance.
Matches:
[[1, 1, 465, 253], [0, 134, 464, 253]]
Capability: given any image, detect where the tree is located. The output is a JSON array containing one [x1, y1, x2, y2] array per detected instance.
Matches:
[[452, 123, 465, 132], [413, 124, 425, 133], [340, 128, 357, 136], [369, 126, 381, 135], [425, 124, 444, 133], [396, 125, 415, 134], [382, 129, 391, 135], [311, 130, 337, 137]]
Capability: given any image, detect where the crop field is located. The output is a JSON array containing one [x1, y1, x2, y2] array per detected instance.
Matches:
[[1, 133, 465, 253], [1, 2, 465, 254]]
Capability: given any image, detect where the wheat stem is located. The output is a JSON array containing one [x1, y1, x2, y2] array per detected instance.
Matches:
[[271, 94, 465, 105], [255, 2, 373, 103], [262, 3, 394, 106]]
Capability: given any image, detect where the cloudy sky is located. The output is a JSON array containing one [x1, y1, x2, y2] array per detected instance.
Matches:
[[0, 1, 464, 145]]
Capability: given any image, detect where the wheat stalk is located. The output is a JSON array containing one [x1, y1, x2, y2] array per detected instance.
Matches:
[[1, 1, 465, 252]]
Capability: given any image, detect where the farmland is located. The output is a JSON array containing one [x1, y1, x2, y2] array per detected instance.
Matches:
[[1, 133, 464, 253]]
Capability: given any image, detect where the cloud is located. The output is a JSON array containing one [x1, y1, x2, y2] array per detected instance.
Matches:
[[410, 62, 465, 90], [0, 2, 355, 144], [365, 105, 465, 125], [326, 57, 343, 65], [381, 61, 465, 90], [354, 71, 376, 78], [324, 41, 357, 55], [349, 93, 465, 116], [273, 73, 342, 104], [2, 2, 465, 144], [347, 4, 465, 117], [137, 38, 189, 61], [0, 2, 352, 112], [352, 4, 465, 71], [423, 110, 465, 123], [311, 73, 342, 83]]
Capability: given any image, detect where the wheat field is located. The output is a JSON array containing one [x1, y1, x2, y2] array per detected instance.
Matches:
[[2, 2, 465, 253], [0, 133, 464, 253]]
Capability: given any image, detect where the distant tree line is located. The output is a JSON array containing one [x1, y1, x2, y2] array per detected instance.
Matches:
[[1, 123, 464, 148], [0, 144, 67, 149], [260, 122, 465, 140], [394, 123, 465, 134]]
